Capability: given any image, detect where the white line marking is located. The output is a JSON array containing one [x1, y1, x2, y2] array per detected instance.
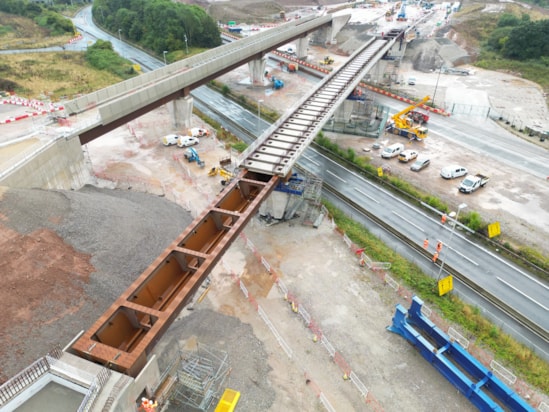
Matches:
[[327, 170, 346, 183], [354, 187, 379, 203], [392, 211, 424, 233], [497, 277, 549, 311], [444, 245, 479, 266], [302, 154, 319, 166]]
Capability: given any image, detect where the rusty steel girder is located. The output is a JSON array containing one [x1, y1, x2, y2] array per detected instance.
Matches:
[[69, 170, 278, 376]]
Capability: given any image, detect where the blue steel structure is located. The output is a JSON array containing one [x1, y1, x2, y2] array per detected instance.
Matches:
[[388, 296, 535, 412]]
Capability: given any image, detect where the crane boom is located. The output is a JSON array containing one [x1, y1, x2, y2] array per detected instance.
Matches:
[[392, 95, 430, 121]]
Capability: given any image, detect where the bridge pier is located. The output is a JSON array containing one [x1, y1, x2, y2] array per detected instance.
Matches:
[[248, 56, 270, 87], [168, 95, 194, 130], [295, 37, 309, 60]]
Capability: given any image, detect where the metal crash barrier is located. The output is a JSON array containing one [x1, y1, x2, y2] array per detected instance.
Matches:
[[388, 296, 534, 412]]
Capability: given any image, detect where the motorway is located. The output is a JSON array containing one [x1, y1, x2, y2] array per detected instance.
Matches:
[[69, 6, 549, 359]]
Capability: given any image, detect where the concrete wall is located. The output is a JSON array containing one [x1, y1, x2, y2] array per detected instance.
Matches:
[[0, 136, 90, 190]]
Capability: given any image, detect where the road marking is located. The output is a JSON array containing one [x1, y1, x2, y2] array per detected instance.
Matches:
[[354, 187, 379, 203], [445, 245, 478, 266], [302, 154, 319, 166], [327, 170, 346, 183], [497, 277, 549, 311], [392, 211, 424, 233]]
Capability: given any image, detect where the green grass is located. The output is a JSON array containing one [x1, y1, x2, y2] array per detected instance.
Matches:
[[323, 200, 549, 393]]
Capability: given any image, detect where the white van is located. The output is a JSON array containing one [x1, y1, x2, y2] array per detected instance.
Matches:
[[381, 143, 405, 159], [176, 135, 199, 148], [440, 165, 468, 179]]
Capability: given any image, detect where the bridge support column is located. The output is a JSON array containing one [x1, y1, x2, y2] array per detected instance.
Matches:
[[334, 100, 354, 123], [168, 95, 193, 130], [248, 56, 269, 87], [295, 37, 309, 60]]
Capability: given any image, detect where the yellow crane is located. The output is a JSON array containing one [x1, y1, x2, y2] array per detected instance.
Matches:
[[387, 95, 430, 140]]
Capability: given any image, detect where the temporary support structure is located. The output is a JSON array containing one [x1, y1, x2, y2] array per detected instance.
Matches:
[[169, 343, 230, 411]]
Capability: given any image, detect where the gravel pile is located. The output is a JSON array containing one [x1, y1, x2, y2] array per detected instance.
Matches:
[[0, 185, 193, 378]]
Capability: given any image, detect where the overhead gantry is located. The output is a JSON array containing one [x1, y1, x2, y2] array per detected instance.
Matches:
[[69, 36, 392, 377]]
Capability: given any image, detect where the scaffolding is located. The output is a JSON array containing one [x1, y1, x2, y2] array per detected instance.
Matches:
[[167, 343, 230, 411], [299, 170, 324, 226]]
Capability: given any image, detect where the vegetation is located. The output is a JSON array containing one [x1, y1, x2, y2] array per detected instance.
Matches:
[[0, 50, 129, 100], [85, 40, 138, 78], [0, 0, 74, 36], [92, 0, 221, 55], [452, 5, 549, 92], [323, 200, 549, 393]]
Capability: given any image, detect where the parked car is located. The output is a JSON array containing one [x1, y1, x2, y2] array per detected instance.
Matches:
[[440, 165, 468, 179], [410, 157, 430, 171], [381, 143, 405, 159], [398, 149, 419, 163], [177, 135, 200, 148], [162, 133, 183, 146], [408, 77, 416, 85]]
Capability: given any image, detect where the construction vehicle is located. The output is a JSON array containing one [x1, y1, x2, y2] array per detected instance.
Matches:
[[271, 75, 284, 90], [386, 95, 430, 141], [319, 56, 334, 66], [208, 166, 235, 186], [184, 147, 205, 167], [397, 1, 407, 21], [279, 61, 298, 72]]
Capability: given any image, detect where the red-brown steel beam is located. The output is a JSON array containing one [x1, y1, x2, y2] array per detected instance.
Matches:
[[69, 170, 278, 376]]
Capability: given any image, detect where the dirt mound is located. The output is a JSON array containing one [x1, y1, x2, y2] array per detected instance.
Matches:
[[0, 185, 192, 382]]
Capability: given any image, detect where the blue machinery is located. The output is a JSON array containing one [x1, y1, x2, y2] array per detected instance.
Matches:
[[388, 297, 534, 412]]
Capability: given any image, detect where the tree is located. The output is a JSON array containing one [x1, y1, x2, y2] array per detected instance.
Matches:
[[502, 19, 549, 60]]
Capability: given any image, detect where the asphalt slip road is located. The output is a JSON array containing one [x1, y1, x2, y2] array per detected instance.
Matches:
[[68, 6, 549, 360]]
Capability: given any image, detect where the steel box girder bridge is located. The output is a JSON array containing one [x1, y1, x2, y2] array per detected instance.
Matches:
[[69, 36, 392, 376]]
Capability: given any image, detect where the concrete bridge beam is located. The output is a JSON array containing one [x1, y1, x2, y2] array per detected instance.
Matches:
[[167, 95, 193, 130]]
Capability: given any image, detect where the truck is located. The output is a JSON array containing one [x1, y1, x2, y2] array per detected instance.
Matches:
[[459, 174, 489, 193], [386, 95, 430, 141]]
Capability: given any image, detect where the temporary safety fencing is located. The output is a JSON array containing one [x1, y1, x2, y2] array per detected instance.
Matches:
[[331, 213, 548, 409], [220, 260, 336, 412], [239, 231, 376, 408], [361, 83, 451, 117], [0, 97, 64, 124]]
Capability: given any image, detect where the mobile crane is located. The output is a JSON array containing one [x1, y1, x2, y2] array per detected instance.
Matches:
[[386, 95, 430, 141]]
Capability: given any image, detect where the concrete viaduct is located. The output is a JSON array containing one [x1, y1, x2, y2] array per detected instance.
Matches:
[[65, 14, 351, 145]]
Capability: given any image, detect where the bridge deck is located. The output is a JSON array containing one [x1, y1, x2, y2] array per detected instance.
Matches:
[[69, 38, 392, 377], [238, 38, 389, 176]]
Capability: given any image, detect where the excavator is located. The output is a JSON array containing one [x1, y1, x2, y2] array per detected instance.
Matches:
[[386, 95, 430, 141]]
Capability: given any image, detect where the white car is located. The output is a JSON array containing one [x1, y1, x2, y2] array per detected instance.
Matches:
[[177, 135, 199, 148], [162, 133, 183, 146], [440, 165, 468, 179], [398, 149, 419, 163]]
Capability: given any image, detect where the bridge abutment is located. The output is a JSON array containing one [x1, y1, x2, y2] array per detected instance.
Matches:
[[0, 136, 90, 190]]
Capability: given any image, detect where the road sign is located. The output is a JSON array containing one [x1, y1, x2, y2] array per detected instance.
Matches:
[[487, 221, 501, 238], [438, 275, 453, 296]]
